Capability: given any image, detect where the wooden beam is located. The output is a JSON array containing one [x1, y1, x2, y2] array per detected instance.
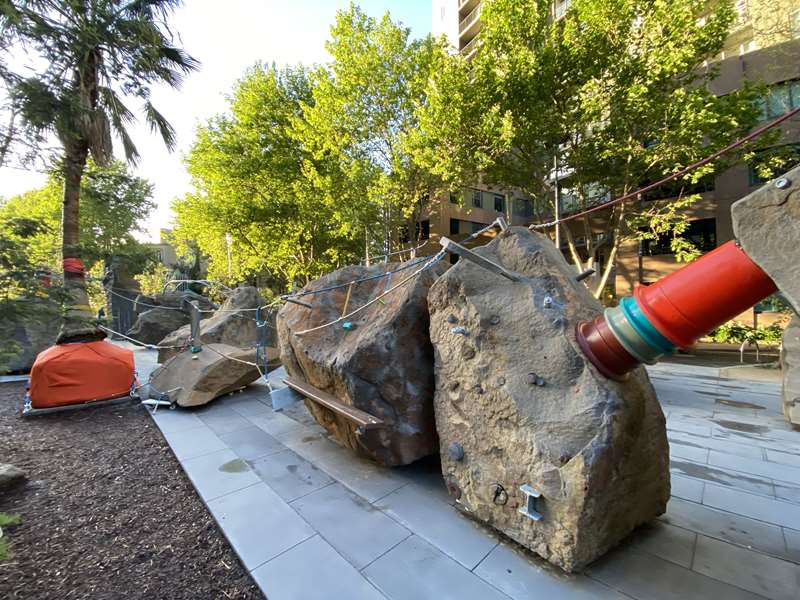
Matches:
[[283, 376, 385, 430]]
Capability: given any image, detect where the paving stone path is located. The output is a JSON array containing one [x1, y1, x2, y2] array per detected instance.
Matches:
[[125, 343, 800, 600]]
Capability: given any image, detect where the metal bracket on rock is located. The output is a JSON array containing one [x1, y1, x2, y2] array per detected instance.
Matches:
[[439, 237, 521, 282], [518, 484, 543, 521]]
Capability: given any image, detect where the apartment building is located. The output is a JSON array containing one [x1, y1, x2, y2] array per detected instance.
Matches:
[[430, 0, 800, 325]]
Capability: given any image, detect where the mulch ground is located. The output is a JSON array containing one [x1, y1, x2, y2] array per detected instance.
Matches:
[[0, 382, 264, 599]]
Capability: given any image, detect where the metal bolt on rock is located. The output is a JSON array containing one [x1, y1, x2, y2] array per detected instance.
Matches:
[[490, 483, 508, 505], [775, 177, 791, 189], [451, 326, 468, 336]]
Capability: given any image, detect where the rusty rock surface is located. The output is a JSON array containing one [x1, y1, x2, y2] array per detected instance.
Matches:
[[732, 164, 800, 314], [428, 227, 670, 572], [149, 343, 261, 407], [278, 259, 447, 466], [158, 287, 263, 363], [781, 315, 800, 428]]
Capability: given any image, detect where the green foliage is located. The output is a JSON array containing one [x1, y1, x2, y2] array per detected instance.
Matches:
[[297, 4, 441, 253], [174, 64, 362, 288], [0, 512, 21, 562], [709, 321, 786, 345], [134, 263, 172, 296], [413, 0, 765, 295], [0, 160, 157, 274], [175, 6, 444, 291]]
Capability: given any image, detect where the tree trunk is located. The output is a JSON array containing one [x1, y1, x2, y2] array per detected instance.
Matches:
[[57, 145, 103, 343]]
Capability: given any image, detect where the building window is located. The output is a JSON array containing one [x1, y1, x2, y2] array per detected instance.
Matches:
[[494, 194, 505, 213], [471, 221, 484, 234], [450, 218, 461, 235], [472, 190, 482, 208], [449, 190, 460, 203], [758, 79, 800, 121], [640, 218, 717, 256], [554, 0, 571, 20]]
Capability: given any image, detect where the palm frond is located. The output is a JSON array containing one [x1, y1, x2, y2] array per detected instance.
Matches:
[[98, 86, 140, 164], [144, 100, 176, 151]]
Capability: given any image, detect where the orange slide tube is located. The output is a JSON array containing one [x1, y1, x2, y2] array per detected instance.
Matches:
[[633, 241, 777, 349]]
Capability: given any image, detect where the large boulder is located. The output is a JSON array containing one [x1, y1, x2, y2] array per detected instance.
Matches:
[[278, 259, 447, 466], [1, 298, 60, 374], [158, 287, 263, 363], [732, 164, 800, 313], [781, 315, 800, 428], [149, 343, 261, 407], [126, 307, 190, 345], [428, 227, 670, 572]]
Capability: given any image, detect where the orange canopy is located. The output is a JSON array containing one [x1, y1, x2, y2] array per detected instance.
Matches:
[[29, 341, 135, 409]]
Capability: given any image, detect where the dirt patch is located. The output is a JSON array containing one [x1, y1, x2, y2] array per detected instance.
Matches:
[[0, 382, 263, 599]]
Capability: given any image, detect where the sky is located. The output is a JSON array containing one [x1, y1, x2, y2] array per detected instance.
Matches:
[[0, 0, 432, 242]]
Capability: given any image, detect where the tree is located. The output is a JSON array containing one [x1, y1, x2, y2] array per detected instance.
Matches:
[[0, 160, 156, 275], [0, 0, 198, 342], [415, 0, 764, 297], [174, 64, 362, 289], [296, 3, 442, 257]]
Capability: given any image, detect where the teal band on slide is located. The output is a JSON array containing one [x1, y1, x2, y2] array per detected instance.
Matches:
[[620, 296, 676, 355]]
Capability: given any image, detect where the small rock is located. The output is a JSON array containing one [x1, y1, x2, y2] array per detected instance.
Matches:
[[0, 464, 27, 490]]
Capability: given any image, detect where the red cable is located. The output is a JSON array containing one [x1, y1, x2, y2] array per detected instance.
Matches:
[[533, 105, 800, 227]]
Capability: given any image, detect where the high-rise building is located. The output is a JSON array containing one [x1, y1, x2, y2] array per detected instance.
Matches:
[[429, 1, 800, 326]]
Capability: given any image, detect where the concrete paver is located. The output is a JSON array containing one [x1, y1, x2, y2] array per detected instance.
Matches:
[[207, 481, 315, 570], [249, 448, 334, 502], [363, 535, 509, 600], [376, 482, 498, 570], [474, 542, 627, 600], [131, 346, 800, 600], [251, 535, 386, 600], [291, 482, 411, 569], [692, 535, 800, 600]]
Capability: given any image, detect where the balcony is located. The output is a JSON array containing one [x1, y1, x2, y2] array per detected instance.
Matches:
[[460, 34, 481, 59], [459, 0, 481, 13], [459, 2, 481, 34]]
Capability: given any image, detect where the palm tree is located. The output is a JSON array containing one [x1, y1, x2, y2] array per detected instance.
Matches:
[[0, 0, 198, 342]]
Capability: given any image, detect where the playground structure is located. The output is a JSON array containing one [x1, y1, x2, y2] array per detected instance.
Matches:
[[277, 164, 799, 571], [18, 109, 800, 568]]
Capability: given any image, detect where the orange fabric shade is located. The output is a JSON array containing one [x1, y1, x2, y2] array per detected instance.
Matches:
[[29, 341, 135, 409]]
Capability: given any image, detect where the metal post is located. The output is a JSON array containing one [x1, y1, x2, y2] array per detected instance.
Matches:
[[439, 237, 521, 282]]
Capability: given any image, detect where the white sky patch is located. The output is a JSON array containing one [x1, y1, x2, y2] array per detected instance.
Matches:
[[0, 0, 431, 241]]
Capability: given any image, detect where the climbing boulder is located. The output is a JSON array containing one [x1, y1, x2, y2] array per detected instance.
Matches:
[[278, 259, 447, 466], [732, 164, 800, 313], [158, 286, 263, 363], [126, 307, 190, 345], [781, 315, 800, 428], [1, 298, 60, 374], [428, 227, 670, 572], [149, 343, 261, 407]]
